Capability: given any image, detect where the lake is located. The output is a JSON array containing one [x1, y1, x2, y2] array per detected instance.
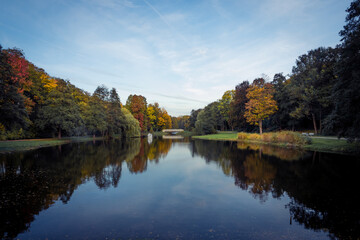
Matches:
[[1, 137, 359, 240]]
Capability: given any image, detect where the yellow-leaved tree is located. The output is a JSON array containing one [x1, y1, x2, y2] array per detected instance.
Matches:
[[244, 78, 278, 134]]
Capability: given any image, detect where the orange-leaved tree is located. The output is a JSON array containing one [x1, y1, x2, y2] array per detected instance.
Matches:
[[244, 78, 278, 134]]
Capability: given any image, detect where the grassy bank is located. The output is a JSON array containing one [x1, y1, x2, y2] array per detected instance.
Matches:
[[0, 139, 70, 152], [304, 137, 360, 154], [193, 132, 360, 155], [0, 136, 108, 152], [192, 132, 238, 141]]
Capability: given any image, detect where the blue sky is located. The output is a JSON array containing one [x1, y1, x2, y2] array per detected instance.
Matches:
[[0, 0, 351, 116]]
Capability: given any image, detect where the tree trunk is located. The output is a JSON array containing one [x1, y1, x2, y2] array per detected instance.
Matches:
[[312, 113, 317, 134], [259, 120, 263, 135], [58, 127, 61, 139], [319, 109, 322, 134]]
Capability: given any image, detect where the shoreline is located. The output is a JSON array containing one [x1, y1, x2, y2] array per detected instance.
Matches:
[[1, 133, 359, 156], [192, 133, 360, 156], [0, 136, 106, 153]]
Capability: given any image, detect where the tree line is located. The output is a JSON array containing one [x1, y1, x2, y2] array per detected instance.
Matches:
[[125, 95, 173, 132], [0, 46, 175, 140], [188, 0, 360, 139]]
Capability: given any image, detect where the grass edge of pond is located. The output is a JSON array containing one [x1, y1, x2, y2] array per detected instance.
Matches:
[[192, 133, 360, 155], [0, 136, 106, 153]]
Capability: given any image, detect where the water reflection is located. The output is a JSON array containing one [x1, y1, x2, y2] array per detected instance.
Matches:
[[162, 135, 184, 140], [0, 138, 359, 239], [0, 138, 175, 239], [191, 140, 360, 239]]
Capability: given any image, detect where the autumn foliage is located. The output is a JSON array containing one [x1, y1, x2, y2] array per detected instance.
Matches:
[[244, 78, 278, 134], [0, 46, 151, 139]]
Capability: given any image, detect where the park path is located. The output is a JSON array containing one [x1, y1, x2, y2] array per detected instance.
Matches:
[[310, 136, 346, 140]]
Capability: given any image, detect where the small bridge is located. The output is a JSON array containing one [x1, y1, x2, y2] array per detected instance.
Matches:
[[162, 129, 184, 135]]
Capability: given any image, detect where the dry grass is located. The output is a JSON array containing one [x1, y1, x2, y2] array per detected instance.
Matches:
[[238, 131, 311, 146]]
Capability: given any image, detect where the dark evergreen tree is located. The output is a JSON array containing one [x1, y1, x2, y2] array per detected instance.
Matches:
[[107, 88, 125, 137], [325, 0, 360, 139]]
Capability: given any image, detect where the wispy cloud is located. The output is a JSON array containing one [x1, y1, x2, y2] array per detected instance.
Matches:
[[0, 0, 350, 115], [143, 0, 190, 45]]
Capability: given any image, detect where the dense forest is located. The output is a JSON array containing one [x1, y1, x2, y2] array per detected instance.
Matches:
[[0, 0, 359, 140]]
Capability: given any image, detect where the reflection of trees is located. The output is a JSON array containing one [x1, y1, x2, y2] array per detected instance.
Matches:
[[190, 140, 278, 201], [243, 152, 276, 202], [192, 140, 360, 239], [0, 138, 178, 239], [126, 138, 173, 173], [0, 139, 141, 239], [278, 152, 360, 239], [146, 138, 172, 162], [237, 142, 306, 161]]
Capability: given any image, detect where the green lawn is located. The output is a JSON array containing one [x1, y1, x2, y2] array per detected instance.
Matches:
[[0, 136, 109, 152], [192, 132, 238, 141], [305, 137, 360, 154], [192, 132, 360, 155], [0, 139, 70, 152]]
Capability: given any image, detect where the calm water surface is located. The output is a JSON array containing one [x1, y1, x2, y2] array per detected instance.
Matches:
[[1, 138, 359, 240]]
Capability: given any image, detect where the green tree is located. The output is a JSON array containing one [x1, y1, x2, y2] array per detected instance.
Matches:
[[36, 80, 82, 138], [270, 73, 298, 130], [325, 0, 360, 139], [188, 109, 201, 131], [195, 102, 219, 135], [122, 108, 141, 137], [218, 90, 235, 130], [289, 47, 339, 134], [107, 88, 125, 137], [85, 87, 108, 138]]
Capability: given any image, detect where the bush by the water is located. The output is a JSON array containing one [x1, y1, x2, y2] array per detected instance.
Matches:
[[237, 132, 249, 140], [237, 131, 311, 145], [248, 133, 261, 141]]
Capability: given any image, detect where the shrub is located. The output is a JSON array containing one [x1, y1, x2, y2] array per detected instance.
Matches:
[[275, 131, 309, 145], [261, 132, 273, 142], [237, 132, 249, 140], [0, 126, 26, 140], [238, 131, 310, 146], [248, 133, 261, 141]]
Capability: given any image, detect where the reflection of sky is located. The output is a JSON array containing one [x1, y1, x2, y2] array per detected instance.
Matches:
[[18, 143, 328, 239], [0, 0, 352, 115]]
